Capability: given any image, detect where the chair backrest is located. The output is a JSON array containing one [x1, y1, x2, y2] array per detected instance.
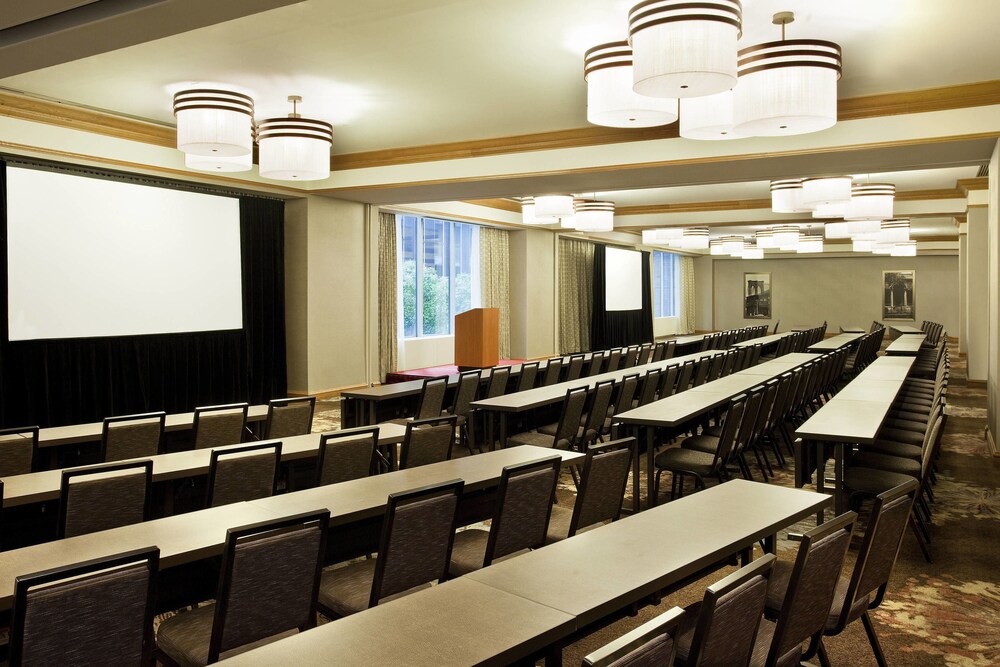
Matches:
[[706, 352, 726, 381], [638, 343, 654, 365], [636, 368, 662, 407], [732, 387, 766, 459], [746, 342, 763, 366], [265, 396, 316, 439], [569, 438, 634, 536], [685, 554, 775, 667], [516, 361, 539, 392], [610, 374, 640, 419], [690, 357, 713, 387], [583, 606, 685, 667], [370, 480, 463, 607], [59, 461, 153, 538], [662, 339, 677, 360], [414, 377, 449, 420], [772, 320, 780, 334], [0, 425, 39, 477], [658, 364, 681, 399], [584, 380, 617, 440], [584, 352, 606, 377], [623, 346, 641, 368], [542, 357, 564, 386], [766, 512, 857, 667], [486, 366, 511, 398], [605, 349, 623, 372], [553, 386, 589, 450], [209, 511, 329, 663], [711, 395, 747, 469], [834, 481, 918, 632], [315, 426, 379, 486], [449, 370, 481, 418], [208, 442, 282, 507], [719, 350, 737, 377], [484, 456, 562, 566], [193, 403, 249, 449], [674, 360, 696, 393], [101, 412, 165, 463], [870, 320, 881, 333], [400, 416, 456, 469], [10, 547, 159, 666], [651, 342, 667, 363], [748, 380, 781, 447], [565, 354, 586, 381]]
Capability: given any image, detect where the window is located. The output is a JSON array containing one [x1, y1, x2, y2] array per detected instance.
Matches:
[[398, 215, 480, 338], [652, 251, 680, 318]]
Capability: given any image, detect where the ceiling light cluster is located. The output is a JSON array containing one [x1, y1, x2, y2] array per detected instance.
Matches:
[[173, 89, 333, 181], [584, 6, 842, 141], [522, 195, 616, 232], [770, 177, 916, 255]]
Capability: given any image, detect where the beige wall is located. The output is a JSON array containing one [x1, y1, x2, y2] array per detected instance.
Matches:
[[988, 139, 999, 452], [967, 207, 990, 381], [711, 254, 959, 335], [283, 195, 369, 394], [510, 228, 556, 360], [694, 255, 714, 331]]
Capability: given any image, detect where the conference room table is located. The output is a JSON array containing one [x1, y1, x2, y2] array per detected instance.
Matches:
[[885, 334, 926, 355], [614, 353, 820, 508], [890, 324, 925, 335], [730, 331, 794, 350], [794, 355, 916, 519], [0, 445, 580, 612], [221, 480, 828, 667], [840, 326, 867, 334], [807, 332, 864, 352]]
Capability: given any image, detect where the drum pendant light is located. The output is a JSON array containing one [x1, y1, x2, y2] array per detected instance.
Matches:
[[257, 96, 333, 181], [573, 200, 616, 232], [679, 89, 742, 140], [173, 88, 254, 157], [585, 41, 678, 128]]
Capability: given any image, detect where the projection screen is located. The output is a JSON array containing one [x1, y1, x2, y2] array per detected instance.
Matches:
[[605, 247, 643, 311]]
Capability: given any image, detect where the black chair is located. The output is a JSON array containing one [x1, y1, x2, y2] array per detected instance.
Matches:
[[583, 606, 685, 667], [100, 412, 166, 463], [0, 425, 39, 477], [581, 380, 616, 446], [449, 456, 561, 576], [657, 364, 681, 399], [207, 442, 281, 507], [446, 370, 481, 454], [193, 403, 249, 449], [156, 512, 328, 665], [484, 366, 511, 398], [603, 374, 640, 438], [584, 352, 606, 377], [541, 357, 564, 386], [636, 368, 664, 407], [565, 354, 586, 381], [509, 386, 588, 451], [59, 460, 153, 538], [388, 376, 449, 424], [315, 426, 380, 486], [516, 362, 540, 392], [11, 547, 159, 666], [674, 360, 696, 393], [264, 396, 316, 439], [546, 438, 634, 543], [399, 416, 457, 469], [604, 349, 623, 373], [317, 480, 463, 618]]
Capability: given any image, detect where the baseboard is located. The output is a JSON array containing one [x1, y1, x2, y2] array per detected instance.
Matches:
[[288, 383, 373, 400], [987, 426, 998, 458], [966, 379, 987, 387]]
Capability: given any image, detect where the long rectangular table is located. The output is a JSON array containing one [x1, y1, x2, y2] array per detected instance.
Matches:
[[221, 480, 828, 667], [614, 353, 820, 507], [807, 332, 863, 352], [890, 324, 924, 335], [885, 334, 926, 355], [794, 355, 916, 518], [730, 331, 794, 349]]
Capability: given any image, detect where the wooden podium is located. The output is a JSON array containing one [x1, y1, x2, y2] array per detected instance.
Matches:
[[455, 307, 500, 369]]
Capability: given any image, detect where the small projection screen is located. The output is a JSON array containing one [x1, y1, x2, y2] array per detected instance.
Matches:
[[5, 166, 243, 341], [604, 247, 643, 311]]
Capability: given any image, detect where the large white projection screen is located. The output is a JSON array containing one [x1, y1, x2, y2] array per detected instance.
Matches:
[[605, 247, 643, 311], [6, 167, 243, 341]]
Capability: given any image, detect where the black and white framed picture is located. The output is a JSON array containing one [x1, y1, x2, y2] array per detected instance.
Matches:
[[743, 272, 772, 319], [882, 270, 915, 321]]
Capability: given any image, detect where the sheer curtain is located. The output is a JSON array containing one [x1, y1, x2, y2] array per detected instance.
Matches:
[[679, 255, 697, 334], [377, 211, 398, 381], [559, 238, 594, 353], [480, 226, 511, 359]]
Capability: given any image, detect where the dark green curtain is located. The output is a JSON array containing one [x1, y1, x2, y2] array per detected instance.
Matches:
[[0, 160, 287, 428], [590, 244, 654, 350]]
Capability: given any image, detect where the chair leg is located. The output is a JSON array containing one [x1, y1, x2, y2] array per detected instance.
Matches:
[[861, 610, 889, 667], [910, 514, 933, 563], [817, 638, 833, 667]]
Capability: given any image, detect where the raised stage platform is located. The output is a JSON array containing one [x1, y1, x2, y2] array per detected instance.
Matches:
[[386, 358, 526, 384]]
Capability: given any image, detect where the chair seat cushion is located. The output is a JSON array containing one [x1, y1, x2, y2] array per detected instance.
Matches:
[[763, 561, 868, 632], [538, 423, 585, 440], [318, 559, 377, 618], [876, 427, 925, 446], [882, 417, 929, 433], [887, 409, 933, 423], [654, 447, 716, 476], [849, 452, 921, 477], [507, 431, 557, 449], [680, 434, 720, 455], [156, 603, 297, 667], [865, 440, 922, 461], [844, 466, 915, 497]]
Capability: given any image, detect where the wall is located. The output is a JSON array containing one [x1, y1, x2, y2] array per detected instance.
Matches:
[[967, 207, 989, 381], [988, 139, 999, 453], [510, 228, 557, 360], [398, 335, 455, 370], [711, 254, 960, 334], [653, 316, 681, 337], [693, 255, 714, 331]]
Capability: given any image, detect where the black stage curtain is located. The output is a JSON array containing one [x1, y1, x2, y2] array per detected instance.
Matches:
[[590, 244, 654, 350], [0, 161, 287, 428]]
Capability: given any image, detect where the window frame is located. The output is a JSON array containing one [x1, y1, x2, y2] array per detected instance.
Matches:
[[652, 250, 680, 319]]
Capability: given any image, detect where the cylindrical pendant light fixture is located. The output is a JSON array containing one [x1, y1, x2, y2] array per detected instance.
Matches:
[[772, 225, 800, 248], [878, 219, 910, 244], [709, 239, 726, 255], [890, 241, 917, 257], [173, 88, 254, 156], [801, 176, 852, 207], [844, 183, 895, 221], [811, 201, 847, 218], [824, 221, 850, 239], [847, 219, 882, 236], [679, 227, 711, 249], [721, 235, 745, 254], [573, 200, 615, 232], [872, 242, 894, 255], [585, 41, 679, 128], [796, 235, 823, 253], [733, 13, 841, 136], [628, 0, 742, 99], [534, 195, 575, 222], [520, 197, 543, 225], [853, 239, 874, 252], [184, 151, 253, 173], [755, 229, 776, 248], [770, 179, 809, 213], [643, 228, 685, 244], [257, 96, 333, 181], [679, 90, 742, 140], [742, 244, 764, 259]]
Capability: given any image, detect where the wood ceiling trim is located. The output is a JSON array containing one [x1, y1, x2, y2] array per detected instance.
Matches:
[[957, 176, 989, 193], [458, 198, 522, 213], [2, 81, 998, 173]]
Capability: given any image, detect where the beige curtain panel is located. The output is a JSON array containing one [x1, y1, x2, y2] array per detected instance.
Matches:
[[377, 211, 398, 380], [479, 226, 511, 359], [558, 238, 595, 353], [679, 255, 696, 334]]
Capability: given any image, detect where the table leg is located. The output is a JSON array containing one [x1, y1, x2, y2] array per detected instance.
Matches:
[[646, 427, 656, 509], [499, 413, 508, 449], [763, 534, 776, 554], [368, 400, 376, 426], [740, 547, 752, 566], [486, 411, 495, 452], [815, 440, 827, 525], [543, 642, 563, 667], [631, 427, 640, 515], [833, 442, 845, 517]]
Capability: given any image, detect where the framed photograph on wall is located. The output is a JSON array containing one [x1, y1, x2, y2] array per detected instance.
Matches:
[[882, 270, 915, 321], [743, 272, 772, 319]]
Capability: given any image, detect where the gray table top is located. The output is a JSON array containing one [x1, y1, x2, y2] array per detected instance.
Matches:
[[467, 480, 828, 625], [840, 326, 867, 333], [217, 577, 575, 667], [470, 350, 717, 413], [890, 324, 925, 335], [37, 404, 270, 448], [807, 332, 864, 351], [730, 332, 795, 348], [1, 425, 409, 507], [886, 334, 926, 355]]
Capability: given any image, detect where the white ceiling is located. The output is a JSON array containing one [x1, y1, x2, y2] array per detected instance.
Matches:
[[3, 0, 1000, 155]]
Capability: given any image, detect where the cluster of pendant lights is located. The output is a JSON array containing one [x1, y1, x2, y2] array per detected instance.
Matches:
[[583, 3, 842, 140], [521, 195, 616, 232], [770, 176, 916, 256], [173, 90, 333, 181]]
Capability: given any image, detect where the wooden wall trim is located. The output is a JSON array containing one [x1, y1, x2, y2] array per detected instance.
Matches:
[[958, 176, 990, 194]]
